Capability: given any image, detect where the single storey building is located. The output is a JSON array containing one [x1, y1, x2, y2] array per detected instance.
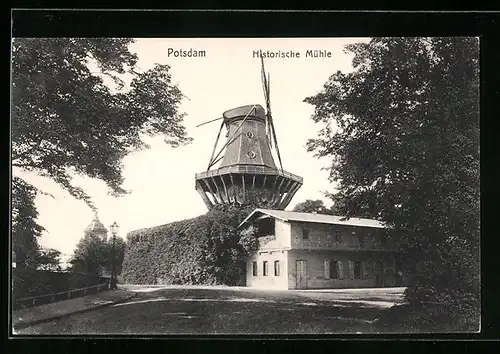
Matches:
[[239, 209, 405, 290]]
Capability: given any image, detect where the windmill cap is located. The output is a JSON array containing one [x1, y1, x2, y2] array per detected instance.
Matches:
[[222, 104, 266, 123]]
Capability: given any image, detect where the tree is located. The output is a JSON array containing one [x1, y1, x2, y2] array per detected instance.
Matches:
[[70, 234, 108, 275], [204, 201, 263, 285], [70, 232, 127, 277], [305, 37, 479, 329], [103, 237, 127, 276], [36, 247, 62, 271], [12, 177, 45, 269], [12, 38, 191, 206], [292, 199, 331, 214], [11, 38, 191, 275]]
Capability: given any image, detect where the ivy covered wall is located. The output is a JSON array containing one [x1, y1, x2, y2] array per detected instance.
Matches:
[[121, 204, 259, 285]]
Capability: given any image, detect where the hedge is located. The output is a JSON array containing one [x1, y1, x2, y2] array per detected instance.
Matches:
[[121, 204, 259, 286], [12, 268, 106, 299]]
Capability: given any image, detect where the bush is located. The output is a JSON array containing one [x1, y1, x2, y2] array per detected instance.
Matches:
[[12, 268, 106, 299]]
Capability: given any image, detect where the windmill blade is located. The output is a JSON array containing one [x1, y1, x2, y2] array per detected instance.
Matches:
[[266, 72, 273, 148], [267, 114, 273, 149], [263, 72, 281, 167], [260, 57, 274, 147], [265, 113, 270, 148], [266, 72, 271, 112], [207, 119, 226, 169], [269, 117, 284, 171], [261, 56, 269, 103], [207, 105, 257, 169], [196, 116, 224, 128]]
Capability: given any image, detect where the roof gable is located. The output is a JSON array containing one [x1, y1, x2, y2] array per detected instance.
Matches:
[[238, 208, 385, 229]]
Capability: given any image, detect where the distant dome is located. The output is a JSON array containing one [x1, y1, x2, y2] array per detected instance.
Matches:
[[85, 214, 108, 235]]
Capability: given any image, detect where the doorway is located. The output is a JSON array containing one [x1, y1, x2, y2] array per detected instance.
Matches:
[[296, 260, 307, 289], [375, 260, 385, 287]]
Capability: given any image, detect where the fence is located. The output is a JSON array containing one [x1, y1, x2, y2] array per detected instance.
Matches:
[[13, 282, 109, 310], [12, 268, 108, 299]]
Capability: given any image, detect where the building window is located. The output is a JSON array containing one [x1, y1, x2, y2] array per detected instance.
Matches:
[[263, 261, 269, 276], [338, 261, 346, 279], [348, 261, 355, 279], [330, 260, 339, 279], [274, 260, 280, 276], [302, 228, 310, 240], [335, 234, 342, 243], [252, 261, 258, 276], [256, 218, 275, 237], [395, 257, 403, 272], [324, 260, 330, 279], [354, 260, 362, 279], [376, 260, 384, 273], [359, 235, 365, 248]]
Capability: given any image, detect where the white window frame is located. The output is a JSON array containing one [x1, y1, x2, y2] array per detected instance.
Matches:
[[338, 260, 345, 279], [324, 260, 330, 279]]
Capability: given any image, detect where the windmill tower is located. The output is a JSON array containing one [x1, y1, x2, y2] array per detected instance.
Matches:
[[194, 58, 303, 210]]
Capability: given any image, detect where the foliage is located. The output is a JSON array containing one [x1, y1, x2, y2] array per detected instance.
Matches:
[[292, 199, 332, 214], [238, 225, 259, 256], [36, 247, 62, 271], [305, 37, 479, 329], [11, 38, 191, 207], [11, 38, 191, 291], [122, 203, 261, 286], [375, 300, 479, 332], [122, 215, 214, 285], [204, 204, 259, 284], [12, 268, 106, 303], [70, 234, 108, 275], [105, 237, 127, 275], [12, 177, 45, 269], [69, 231, 127, 277]]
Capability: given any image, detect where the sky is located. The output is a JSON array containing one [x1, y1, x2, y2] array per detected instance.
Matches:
[[14, 37, 370, 258]]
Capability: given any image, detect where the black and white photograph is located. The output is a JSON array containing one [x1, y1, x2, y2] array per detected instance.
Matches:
[[10, 36, 480, 335]]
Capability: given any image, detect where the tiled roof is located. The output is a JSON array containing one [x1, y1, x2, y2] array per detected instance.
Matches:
[[239, 209, 385, 229]]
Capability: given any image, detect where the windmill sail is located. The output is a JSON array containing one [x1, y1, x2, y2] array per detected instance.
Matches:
[[261, 60, 271, 147], [260, 57, 283, 170], [266, 72, 273, 149]]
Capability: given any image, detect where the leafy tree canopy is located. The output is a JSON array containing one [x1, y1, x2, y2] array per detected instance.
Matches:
[[305, 37, 479, 324], [11, 38, 191, 276], [70, 232, 126, 276], [292, 199, 332, 214], [12, 177, 45, 269], [12, 38, 192, 207], [36, 247, 62, 271]]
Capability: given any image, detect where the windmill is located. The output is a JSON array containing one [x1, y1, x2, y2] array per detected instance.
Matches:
[[194, 59, 303, 210]]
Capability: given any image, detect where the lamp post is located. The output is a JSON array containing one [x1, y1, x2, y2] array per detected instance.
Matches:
[[110, 221, 119, 290]]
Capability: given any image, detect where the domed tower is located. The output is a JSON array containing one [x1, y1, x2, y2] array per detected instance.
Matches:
[[84, 212, 108, 241], [195, 59, 303, 210]]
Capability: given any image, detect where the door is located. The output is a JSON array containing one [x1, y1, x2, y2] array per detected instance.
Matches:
[[375, 260, 384, 287], [296, 260, 307, 289]]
